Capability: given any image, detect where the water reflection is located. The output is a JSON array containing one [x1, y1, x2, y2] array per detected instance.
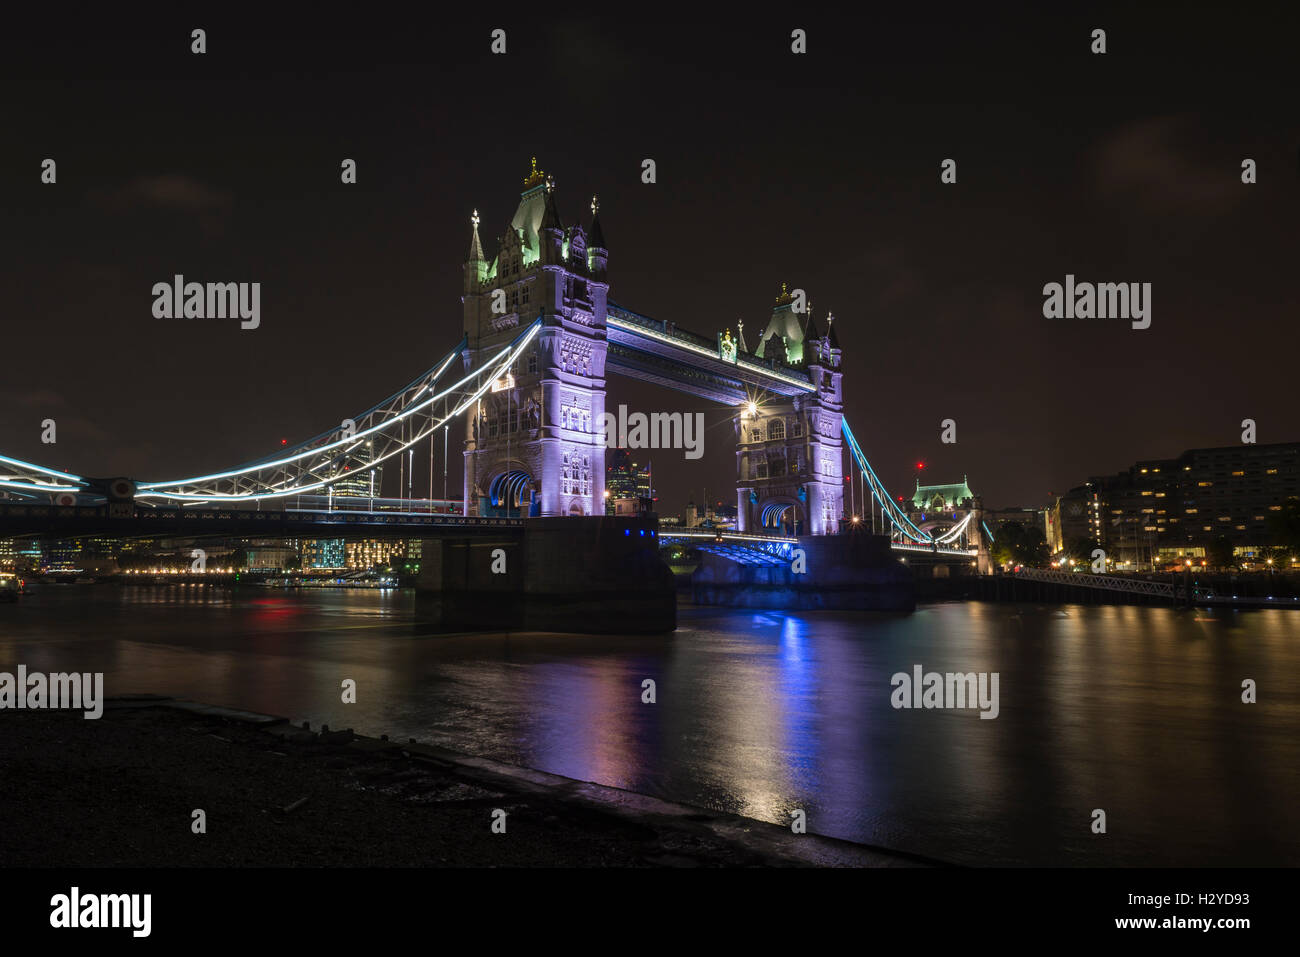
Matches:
[[0, 585, 1296, 865]]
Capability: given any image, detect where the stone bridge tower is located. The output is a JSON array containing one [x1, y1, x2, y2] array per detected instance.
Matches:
[[735, 287, 844, 535], [461, 160, 610, 518]]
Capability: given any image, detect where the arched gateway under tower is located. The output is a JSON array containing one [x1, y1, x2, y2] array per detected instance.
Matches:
[[459, 160, 844, 534]]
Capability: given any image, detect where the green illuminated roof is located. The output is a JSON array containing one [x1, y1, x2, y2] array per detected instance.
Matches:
[[912, 479, 975, 509]]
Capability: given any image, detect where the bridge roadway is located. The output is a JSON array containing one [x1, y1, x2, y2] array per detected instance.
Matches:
[[0, 502, 523, 540], [0, 501, 979, 565]]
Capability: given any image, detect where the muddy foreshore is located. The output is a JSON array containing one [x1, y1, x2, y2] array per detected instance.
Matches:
[[0, 696, 929, 868]]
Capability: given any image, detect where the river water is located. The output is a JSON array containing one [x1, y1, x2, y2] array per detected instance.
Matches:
[[2, 585, 1296, 866]]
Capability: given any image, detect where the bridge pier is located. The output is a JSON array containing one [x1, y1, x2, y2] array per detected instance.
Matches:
[[689, 533, 915, 612], [415, 516, 675, 634]]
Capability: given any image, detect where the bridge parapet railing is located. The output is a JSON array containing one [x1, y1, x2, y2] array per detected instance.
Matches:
[[1014, 567, 1175, 597]]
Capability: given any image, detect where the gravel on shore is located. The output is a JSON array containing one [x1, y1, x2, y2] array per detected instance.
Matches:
[[0, 698, 924, 868]]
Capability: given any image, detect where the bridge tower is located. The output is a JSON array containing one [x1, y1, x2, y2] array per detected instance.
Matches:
[[461, 160, 610, 518], [735, 288, 844, 535]]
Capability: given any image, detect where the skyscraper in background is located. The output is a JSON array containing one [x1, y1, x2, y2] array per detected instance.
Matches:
[[334, 439, 382, 499], [605, 448, 651, 516]]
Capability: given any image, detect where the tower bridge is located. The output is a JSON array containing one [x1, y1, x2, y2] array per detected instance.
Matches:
[[0, 159, 990, 625]]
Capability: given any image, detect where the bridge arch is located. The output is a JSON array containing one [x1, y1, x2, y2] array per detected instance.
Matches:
[[487, 468, 534, 517], [759, 498, 804, 536]]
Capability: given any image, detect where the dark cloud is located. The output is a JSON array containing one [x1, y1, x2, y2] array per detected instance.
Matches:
[[1092, 115, 1244, 215], [95, 174, 233, 213]]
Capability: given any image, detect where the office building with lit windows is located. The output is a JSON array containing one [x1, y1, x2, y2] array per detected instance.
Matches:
[[334, 440, 383, 499], [604, 448, 651, 516], [1055, 441, 1300, 567], [302, 539, 346, 569]]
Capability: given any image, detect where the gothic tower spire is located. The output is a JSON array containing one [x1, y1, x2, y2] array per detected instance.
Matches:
[[464, 209, 487, 292]]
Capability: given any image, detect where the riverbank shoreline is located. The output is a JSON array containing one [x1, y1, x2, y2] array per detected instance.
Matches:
[[0, 696, 930, 868]]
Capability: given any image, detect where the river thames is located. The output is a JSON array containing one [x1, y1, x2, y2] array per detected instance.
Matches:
[[2, 585, 1296, 866]]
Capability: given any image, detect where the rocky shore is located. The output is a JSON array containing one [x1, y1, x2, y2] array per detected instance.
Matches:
[[0, 697, 926, 868]]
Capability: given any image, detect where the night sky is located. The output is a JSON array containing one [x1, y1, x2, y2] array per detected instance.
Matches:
[[1, 9, 1295, 513]]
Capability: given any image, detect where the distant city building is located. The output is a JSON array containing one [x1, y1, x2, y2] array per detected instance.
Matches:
[[1054, 441, 1300, 567], [302, 539, 346, 569], [0, 538, 14, 572], [334, 440, 382, 499], [684, 496, 737, 530], [39, 538, 119, 574], [245, 547, 297, 571], [345, 539, 411, 571], [984, 506, 1049, 538], [604, 448, 652, 516]]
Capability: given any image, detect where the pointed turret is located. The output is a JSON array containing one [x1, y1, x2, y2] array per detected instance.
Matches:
[[802, 305, 822, 343], [464, 209, 488, 293], [541, 178, 563, 230], [806, 310, 842, 371], [587, 195, 608, 278], [537, 174, 564, 264], [468, 209, 485, 262], [588, 195, 607, 250]]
